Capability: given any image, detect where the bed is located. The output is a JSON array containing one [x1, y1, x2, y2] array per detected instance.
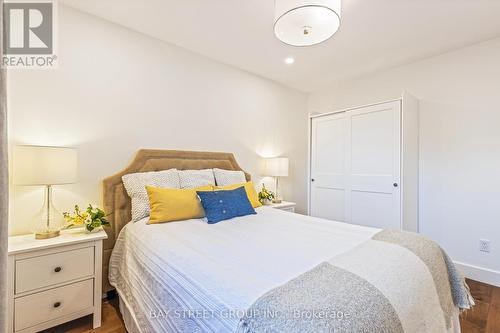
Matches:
[[103, 150, 472, 333]]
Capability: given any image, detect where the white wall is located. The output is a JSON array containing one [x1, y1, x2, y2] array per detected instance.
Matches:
[[7, 6, 308, 235], [309, 37, 500, 285]]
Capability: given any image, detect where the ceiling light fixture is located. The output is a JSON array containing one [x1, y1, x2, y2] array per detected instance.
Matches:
[[284, 57, 295, 64], [274, 0, 341, 47]]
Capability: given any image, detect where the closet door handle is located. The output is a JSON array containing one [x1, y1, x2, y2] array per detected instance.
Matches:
[[393, 183, 398, 187], [311, 178, 315, 182], [53, 302, 61, 308]]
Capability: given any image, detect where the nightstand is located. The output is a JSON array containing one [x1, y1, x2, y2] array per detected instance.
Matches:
[[268, 201, 296, 213], [7, 228, 107, 333]]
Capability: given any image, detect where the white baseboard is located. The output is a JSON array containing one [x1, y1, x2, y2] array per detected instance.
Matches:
[[454, 261, 500, 287]]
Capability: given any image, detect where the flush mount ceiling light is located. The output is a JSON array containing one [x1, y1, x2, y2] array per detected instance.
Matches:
[[274, 0, 341, 47], [284, 57, 295, 64]]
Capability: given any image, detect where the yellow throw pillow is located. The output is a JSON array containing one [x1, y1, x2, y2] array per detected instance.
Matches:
[[146, 185, 213, 224], [217, 181, 262, 208]]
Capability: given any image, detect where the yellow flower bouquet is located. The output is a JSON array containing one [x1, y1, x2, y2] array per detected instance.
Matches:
[[258, 183, 275, 205], [63, 204, 110, 233]]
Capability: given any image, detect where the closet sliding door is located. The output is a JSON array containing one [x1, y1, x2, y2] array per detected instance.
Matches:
[[347, 101, 401, 229], [310, 112, 346, 221], [309, 97, 416, 231]]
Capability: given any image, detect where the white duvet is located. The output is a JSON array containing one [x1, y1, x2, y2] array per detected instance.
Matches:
[[109, 207, 380, 332]]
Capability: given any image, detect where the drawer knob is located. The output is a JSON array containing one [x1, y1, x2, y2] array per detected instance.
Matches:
[[54, 266, 62, 273], [53, 302, 61, 308]]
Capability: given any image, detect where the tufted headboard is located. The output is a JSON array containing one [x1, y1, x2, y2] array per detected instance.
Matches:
[[101, 149, 251, 292]]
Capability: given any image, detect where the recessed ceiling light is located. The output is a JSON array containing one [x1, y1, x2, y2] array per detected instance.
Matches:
[[284, 57, 295, 65]]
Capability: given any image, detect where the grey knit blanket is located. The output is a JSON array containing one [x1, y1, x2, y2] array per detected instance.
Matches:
[[237, 230, 474, 333]]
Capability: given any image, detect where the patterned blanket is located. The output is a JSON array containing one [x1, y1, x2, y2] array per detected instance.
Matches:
[[238, 230, 474, 333]]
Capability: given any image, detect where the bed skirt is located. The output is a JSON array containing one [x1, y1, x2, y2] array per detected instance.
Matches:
[[118, 292, 141, 333]]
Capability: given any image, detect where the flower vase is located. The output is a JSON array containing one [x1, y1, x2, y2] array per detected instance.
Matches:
[[85, 226, 102, 234]]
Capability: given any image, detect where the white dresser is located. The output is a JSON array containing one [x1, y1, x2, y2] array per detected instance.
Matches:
[[7, 228, 107, 333]]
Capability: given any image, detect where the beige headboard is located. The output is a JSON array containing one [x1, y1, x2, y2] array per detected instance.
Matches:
[[101, 149, 250, 292]]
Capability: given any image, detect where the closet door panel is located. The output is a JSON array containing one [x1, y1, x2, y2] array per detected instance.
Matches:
[[312, 188, 345, 221], [350, 109, 394, 175], [347, 101, 401, 229], [350, 191, 394, 228], [310, 113, 346, 221]]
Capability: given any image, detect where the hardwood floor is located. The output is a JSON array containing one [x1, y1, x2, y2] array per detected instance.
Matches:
[[42, 279, 500, 333], [461, 279, 500, 333]]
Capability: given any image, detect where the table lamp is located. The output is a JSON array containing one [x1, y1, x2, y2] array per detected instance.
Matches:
[[263, 157, 289, 203], [13, 145, 77, 239]]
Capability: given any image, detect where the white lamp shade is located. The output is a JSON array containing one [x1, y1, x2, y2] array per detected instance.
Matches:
[[13, 146, 78, 185], [263, 157, 289, 177], [274, 0, 341, 46]]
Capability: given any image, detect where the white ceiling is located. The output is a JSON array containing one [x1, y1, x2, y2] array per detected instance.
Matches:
[[60, 0, 500, 92]]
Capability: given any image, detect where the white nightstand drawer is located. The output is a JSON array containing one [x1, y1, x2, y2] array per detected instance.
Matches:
[[14, 278, 94, 331], [15, 246, 94, 294], [269, 201, 296, 213]]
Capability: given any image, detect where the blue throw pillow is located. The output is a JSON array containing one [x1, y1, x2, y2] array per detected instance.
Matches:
[[197, 186, 256, 224]]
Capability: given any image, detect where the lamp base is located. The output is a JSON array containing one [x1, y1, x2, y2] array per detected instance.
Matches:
[[35, 230, 60, 240], [272, 199, 282, 204]]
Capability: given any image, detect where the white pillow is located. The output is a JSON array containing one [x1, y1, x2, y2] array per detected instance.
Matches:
[[122, 169, 180, 222], [178, 169, 215, 189], [213, 168, 246, 186]]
